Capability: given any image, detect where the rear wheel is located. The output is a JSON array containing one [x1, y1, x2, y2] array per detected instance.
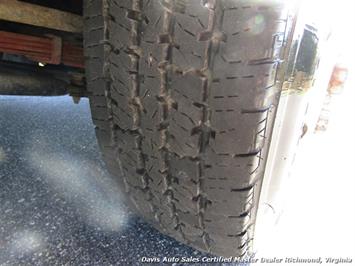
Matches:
[[84, 0, 289, 257]]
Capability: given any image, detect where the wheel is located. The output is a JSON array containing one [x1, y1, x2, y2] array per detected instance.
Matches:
[[84, 0, 289, 257]]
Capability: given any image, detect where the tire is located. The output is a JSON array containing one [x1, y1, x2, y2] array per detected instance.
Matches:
[[84, 0, 289, 257]]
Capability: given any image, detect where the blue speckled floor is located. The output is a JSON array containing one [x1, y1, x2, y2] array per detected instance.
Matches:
[[0, 96, 230, 265]]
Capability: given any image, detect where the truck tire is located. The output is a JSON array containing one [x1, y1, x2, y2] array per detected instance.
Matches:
[[84, 0, 289, 257]]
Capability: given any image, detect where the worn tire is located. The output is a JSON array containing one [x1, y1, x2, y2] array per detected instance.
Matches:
[[84, 0, 289, 257]]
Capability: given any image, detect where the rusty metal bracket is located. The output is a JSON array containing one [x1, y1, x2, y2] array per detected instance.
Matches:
[[0, 31, 84, 68], [49, 35, 62, 65], [0, 0, 83, 33]]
